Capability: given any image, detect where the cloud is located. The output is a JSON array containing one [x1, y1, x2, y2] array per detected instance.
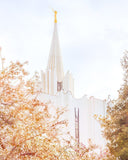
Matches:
[[0, 0, 127, 99]]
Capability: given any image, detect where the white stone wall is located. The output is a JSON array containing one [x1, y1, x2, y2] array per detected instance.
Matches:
[[39, 91, 106, 146], [63, 71, 74, 95]]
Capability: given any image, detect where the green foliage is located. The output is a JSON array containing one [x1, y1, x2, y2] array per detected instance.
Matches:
[[100, 52, 128, 160]]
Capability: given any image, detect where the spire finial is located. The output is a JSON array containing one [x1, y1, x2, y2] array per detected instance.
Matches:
[[54, 10, 57, 23]]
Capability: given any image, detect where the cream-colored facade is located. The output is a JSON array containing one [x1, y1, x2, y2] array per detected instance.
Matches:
[[40, 11, 106, 145]]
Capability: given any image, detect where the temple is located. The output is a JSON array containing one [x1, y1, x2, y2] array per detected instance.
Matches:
[[40, 11, 106, 145], [41, 11, 74, 96]]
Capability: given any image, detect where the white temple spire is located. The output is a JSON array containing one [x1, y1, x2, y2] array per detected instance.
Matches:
[[47, 11, 64, 82], [42, 11, 74, 95]]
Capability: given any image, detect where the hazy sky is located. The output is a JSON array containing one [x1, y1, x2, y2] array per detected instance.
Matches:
[[0, 0, 127, 99]]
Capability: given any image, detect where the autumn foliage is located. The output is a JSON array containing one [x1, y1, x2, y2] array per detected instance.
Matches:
[[0, 61, 70, 159], [0, 61, 115, 159]]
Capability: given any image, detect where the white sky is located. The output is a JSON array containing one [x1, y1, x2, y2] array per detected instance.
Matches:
[[0, 0, 127, 100]]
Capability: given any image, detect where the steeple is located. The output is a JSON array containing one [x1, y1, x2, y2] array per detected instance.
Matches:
[[41, 11, 74, 95], [47, 11, 64, 82]]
